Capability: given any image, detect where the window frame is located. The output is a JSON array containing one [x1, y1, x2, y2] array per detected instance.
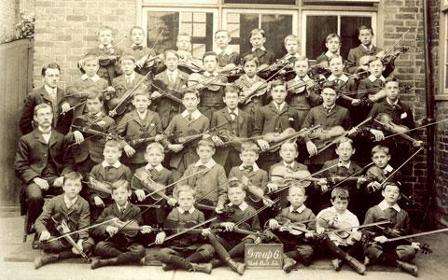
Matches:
[[300, 9, 377, 58], [141, 6, 219, 55], [439, 5, 448, 98]]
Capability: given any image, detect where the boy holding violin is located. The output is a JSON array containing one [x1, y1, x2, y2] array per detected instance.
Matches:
[[267, 184, 317, 273], [115, 90, 164, 171], [301, 81, 352, 172], [66, 54, 109, 118], [286, 56, 322, 128], [315, 137, 367, 219], [34, 172, 95, 269], [151, 185, 215, 274], [362, 182, 420, 277], [214, 29, 240, 71], [253, 79, 300, 171], [88, 140, 132, 220], [164, 89, 210, 178], [316, 33, 341, 67], [125, 26, 160, 76], [188, 51, 228, 121], [206, 180, 262, 275], [69, 91, 116, 193], [361, 145, 403, 212], [316, 187, 366, 275], [234, 54, 268, 119], [151, 49, 189, 129], [178, 139, 228, 215], [90, 180, 152, 269], [228, 142, 269, 210], [241, 29, 275, 75], [108, 55, 150, 119], [131, 143, 175, 231], [86, 26, 123, 85], [210, 85, 253, 174]]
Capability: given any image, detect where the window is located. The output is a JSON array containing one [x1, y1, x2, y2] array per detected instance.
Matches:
[[224, 0, 296, 4], [223, 10, 297, 58], [142, 7, 217, 58], [302, 11, 376, 60]]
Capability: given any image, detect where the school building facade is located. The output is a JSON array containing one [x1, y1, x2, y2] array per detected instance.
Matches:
[[1, 0, 447, 227]]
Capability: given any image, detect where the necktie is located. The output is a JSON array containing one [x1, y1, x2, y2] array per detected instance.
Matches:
[[230, 111, 237, 121], [243, 165, 253, 172], [186, 113, 192, 122], [132, 45, 143, 51]]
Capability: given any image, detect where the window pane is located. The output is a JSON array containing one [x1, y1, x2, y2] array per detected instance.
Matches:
[[306, 16, 337, 59], [228, 13, 258, 56], [261, 14, 293, 59], [146, 11, 179, 54], [340, 16, 372, 58], [145, 11, 214, 57], [224, 0, 296, 4]]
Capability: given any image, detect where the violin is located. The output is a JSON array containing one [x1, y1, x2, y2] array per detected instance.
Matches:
[[178, 60, 204, 74], [374, 113, 422, 145], [49, 213, 89, 260], [132, 170, 173, 203], [239, 80, 268, 105], [260, 53, 295, 74], [136, 53, 164, 69], [188, 73, 228, 91], [150, 79, 185, 106], [240, 176, 274, 206], [276, 218, 315, 236], [194, 201, 235, 219], [71, 124, 122, 142], [108, 72, 151, 117], [86, 177, 113, 198], [263, 125, 320, 153], [270, 169, 318, 190], [105, 216, 145, 238], [127, 134, 164, 147]]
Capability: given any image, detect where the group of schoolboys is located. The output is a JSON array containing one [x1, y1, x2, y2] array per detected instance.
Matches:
[[14, 24, 421, 277]]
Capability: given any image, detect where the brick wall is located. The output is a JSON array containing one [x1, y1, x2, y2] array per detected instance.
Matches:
[[0, 0, 20, 44], [33, 0, 137, 88]]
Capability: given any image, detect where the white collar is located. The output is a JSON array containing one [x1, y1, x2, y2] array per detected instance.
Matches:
[[145, 163, 164, 172], [194, 158, 216, 169], [386, 98, 399, 106], [203, 71, 218, 77], [116, 202, 128, 212], [227, 107, 239, 115], [217, 47, 234, 56], [368, 74, 386, 83], [64, 195, 78, 208], [136, 110, 148, 120], [322, 103, 336, 112], [44, 85, 57, 95], [329, 206, 350, 217], [290, 204, 306, 214], [229, 201, 249, 211], [81, 74, 100, 82], [338, 161, 351, 169], [131, 43, 144, 48], [274, 102, 286, 111], [378, 200, 401, 212], [181, 109, 202, 121], [178, 206, 196, 214], [294, 75, 311, 82], [99, 43, 113, 49], [283, 161, 296, 169], [38, 127, 52, 135], [383, 164, 394, 173], [328, 74, 349, 82], [362, 44, 374, 51], [245, 74, 258, 82], [102, 161, 122, 168], [325, 50, 338, 59], [252, 46, 266, 52], [125, 72, 136, 81], [167, 69, 178, 76]]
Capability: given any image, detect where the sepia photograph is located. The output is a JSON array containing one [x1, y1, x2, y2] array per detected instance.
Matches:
[[0, 0, 447, 279]]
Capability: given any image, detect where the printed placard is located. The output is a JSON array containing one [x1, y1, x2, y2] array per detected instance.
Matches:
[[244, 243, 283, 269]]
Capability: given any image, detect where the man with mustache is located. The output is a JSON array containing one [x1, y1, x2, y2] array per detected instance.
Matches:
[[15, 103, 75, 248]]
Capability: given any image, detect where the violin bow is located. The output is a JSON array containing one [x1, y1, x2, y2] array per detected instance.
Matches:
[[45, 217, 119, 243], [328, 161, 375, 191], [373, 119, 421, 144], [312, 116, 373, 157], [324, 220, 391, 234], [382, 227, 448, 243], [234, 197, 282, 228], [270, 161, 340, 195], [379, 147, 424, 188], [266, 125, 321, 153], [147, 216, 219, 247], [108, 168, 213, 239], [383, 117, 448, 140]]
